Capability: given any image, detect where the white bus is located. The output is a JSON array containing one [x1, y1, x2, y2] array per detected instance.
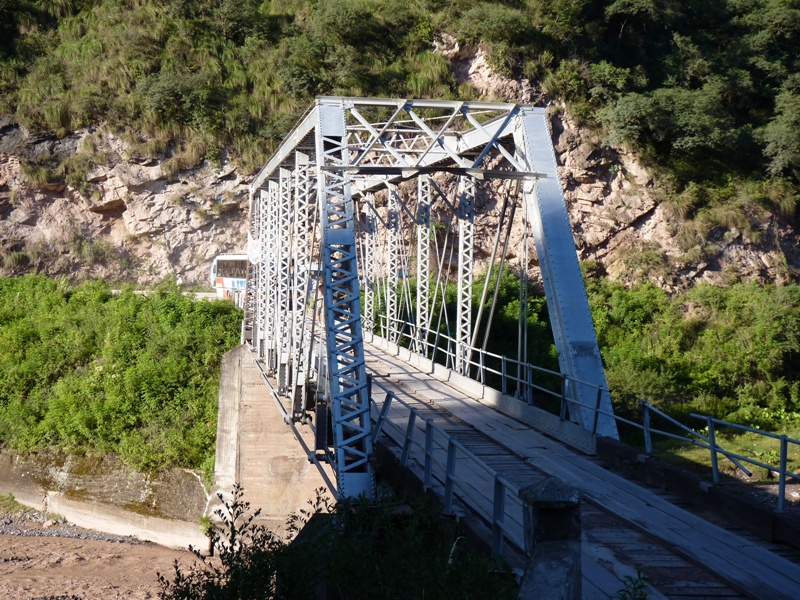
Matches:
[[210, 254, 248, 304]]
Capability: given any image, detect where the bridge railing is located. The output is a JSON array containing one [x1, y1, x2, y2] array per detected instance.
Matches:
[[564, 395, 800, 511], [371, 313, 800, 511], [377, 313, 567, 402], [367, 374, 527, 557]]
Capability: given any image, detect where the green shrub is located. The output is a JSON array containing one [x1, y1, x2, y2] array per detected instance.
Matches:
[[0, 276, 242, 474], [158, 484, 518, 600], [588, 279, 800, 426]]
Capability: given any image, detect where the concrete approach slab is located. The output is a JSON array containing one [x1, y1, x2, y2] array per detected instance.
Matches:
[[212, 344, 335, 533]]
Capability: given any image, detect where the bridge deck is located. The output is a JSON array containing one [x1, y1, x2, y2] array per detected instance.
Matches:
[[365, 341, 800, 600]]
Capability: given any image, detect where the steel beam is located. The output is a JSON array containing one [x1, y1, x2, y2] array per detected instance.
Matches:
[[455, 177, 475, 375], [362, 194, 377, 336], [416, 176, 432, 356], [316, 100, 374, 498], [264, 181, 279, 373], [386, 185, 401, 345], [257, 189, 269, 358], [291, 154, 314, 416], [275, 168, 293, 393], [514, 107, 618, 439]]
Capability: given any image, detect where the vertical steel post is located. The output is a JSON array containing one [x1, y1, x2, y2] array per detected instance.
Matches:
[[386, 185, 401, 345], [242, 191, 261, 345], [371, 391, 394, 446], [779, 435, 788, 511], [456, 176, 475, 375], [707, 416, 719, 484], [527, 363, 534, 405], [643, 403, 653, 455], [362, 194, 377, 336], [424, 419, 434, 489], [444, 440, 456, 514], [401, 411, 417, 467], [416, 176, 432, 356], [248, 192, 260, 349], [257, 189, 270, 358], [291, 154, 314, 415], [592, 387, 603, 435], [316, 99, 374, 499], [276, 168, 293, 393], [492, 475, 506, 556], [265, 180, 279, 373]]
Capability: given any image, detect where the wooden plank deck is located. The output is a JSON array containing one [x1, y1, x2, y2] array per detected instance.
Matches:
[[364, 341, 797, 600]]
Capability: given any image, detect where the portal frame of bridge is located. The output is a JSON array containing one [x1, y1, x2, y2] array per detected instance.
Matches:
[[245, 97, 618, 499]]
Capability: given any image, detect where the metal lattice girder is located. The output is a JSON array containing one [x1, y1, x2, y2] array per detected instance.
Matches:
[[243, 191, 257, 345], [361, 194, 377, 334], [247, 98, 619, 502], [386, 184, 401, 345], [276, 168, 294, 392], [514, 107, 619, 439], [291, 154, 314, 416], [264, 181, 280, 372], [416, 176, 432, 356], [250, 99, 539, 197], [241, 190, 261, 344], [316, 100, 373, 498], [257, 189, 269, 358], [456, 176, 475, 375]]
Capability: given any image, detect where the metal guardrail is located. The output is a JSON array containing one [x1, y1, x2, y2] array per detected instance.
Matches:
[[367, 374, 527, 557], [373, 314, 800, 511], [587, 398, 800, 511]]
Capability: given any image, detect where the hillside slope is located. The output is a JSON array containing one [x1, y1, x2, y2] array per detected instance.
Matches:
[[0, 0, 798, 286]]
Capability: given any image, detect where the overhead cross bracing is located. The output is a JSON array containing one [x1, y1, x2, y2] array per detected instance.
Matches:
[[243, 97, 619, 499]]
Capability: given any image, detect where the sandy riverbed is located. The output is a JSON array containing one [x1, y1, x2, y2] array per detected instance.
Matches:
[[0, 507, 199, 600]]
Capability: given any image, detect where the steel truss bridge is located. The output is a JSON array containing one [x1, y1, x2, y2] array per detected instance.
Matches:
[[241, 96, 619, 499]]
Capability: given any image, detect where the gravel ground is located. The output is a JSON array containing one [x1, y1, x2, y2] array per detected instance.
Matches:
[[0, 505, 198, 600]]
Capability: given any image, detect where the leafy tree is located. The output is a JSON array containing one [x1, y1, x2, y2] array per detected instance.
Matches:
[[762, 83, 800, 182]]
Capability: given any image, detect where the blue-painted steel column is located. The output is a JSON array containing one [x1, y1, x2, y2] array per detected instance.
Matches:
[[316, 99, 375, 498]]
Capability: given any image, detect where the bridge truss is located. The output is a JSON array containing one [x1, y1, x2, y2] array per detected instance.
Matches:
[[242, 97, 618, 499]]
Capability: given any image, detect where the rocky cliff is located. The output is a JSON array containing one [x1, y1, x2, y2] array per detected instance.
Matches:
[[1, 47, 798, 289], [0, 122, 249, 286], [441, 37, 800, 290]]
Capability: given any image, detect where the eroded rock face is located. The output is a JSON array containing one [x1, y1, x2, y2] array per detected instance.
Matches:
[[428, 36, 799, 289], [1, 89, 798, 290], [551, 107, 800, 289], [434, 32, 536, 103], [0, 127, 248, 286]]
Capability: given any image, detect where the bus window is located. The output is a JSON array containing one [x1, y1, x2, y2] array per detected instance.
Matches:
[[211, 254, 249, 306]]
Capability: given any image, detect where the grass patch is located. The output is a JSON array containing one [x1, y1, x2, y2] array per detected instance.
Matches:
[[665, 427, 800, 481], [3, 250, 28, 269], [0, 492, 24, 513]]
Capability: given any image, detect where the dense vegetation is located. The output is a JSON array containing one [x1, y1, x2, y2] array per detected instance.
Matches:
[[410, 269, 800, 430], [1, 1, 799, 462], [1, 1, 799, 204], [159, 484, 517, 599], [0, 275, 241, 477], [588, 278, 800, 427]]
